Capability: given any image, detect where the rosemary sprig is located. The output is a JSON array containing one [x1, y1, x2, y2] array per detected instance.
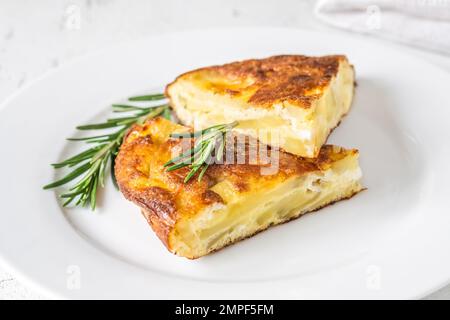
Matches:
[[164, 121, 238, 183], [43, 93, 170, 210]]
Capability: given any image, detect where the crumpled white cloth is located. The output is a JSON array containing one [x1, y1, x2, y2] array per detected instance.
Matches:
[[314, 0, 450, 54]]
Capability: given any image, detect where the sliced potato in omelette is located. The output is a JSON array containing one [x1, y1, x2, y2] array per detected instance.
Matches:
[[115, 117, 363, 259], [166, 55, 355, 158]]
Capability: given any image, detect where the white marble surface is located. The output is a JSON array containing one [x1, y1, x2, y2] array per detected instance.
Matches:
[[0, 0, 449, 299]]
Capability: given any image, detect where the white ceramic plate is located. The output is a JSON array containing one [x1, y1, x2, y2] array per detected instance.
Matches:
[[0, 28, 449, 299]]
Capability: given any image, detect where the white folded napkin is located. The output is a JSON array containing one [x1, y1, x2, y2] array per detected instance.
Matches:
[[314, 0, 450, 54]]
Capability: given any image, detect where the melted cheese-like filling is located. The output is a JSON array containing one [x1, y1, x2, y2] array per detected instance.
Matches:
[[168, 61, 354, 158], [171, 154, 362, 258]]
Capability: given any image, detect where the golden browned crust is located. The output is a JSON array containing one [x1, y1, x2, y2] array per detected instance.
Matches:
[[115, 117, 359, 256], [165, 55, 348, 108]]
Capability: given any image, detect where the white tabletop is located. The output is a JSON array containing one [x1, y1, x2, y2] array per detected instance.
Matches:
[[0, 0, 449, 300]]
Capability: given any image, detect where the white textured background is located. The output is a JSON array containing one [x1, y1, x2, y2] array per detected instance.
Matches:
[[0, 0, 449, 299]]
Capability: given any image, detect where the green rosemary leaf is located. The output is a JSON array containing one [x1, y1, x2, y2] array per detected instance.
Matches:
[[128, 93, 166, 101], [43, 162, 91, 189], [166, 161, 191, 172], [71, 160, 101, 190], [112, 104, 148, 111], [85, 138, 112, 144], [183, 165, 202, 183], [62, 196, 76, 207], [67, 134, 113, 141], [51, 146, 102, 168], [163, 144, 202, 167], [166, 121, 238, 183], [60, 188, 85, 198], [197, 164, 209, 182], [45, 92, 169, 210], [98, 154, 110, 188], [194, 141, 214, 167], [90, 175, 99, 210], [216, 138, 225, 163], [162, 107, 171, 120], [91, 140, 117, 163], [77, 122, 122, 130]]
